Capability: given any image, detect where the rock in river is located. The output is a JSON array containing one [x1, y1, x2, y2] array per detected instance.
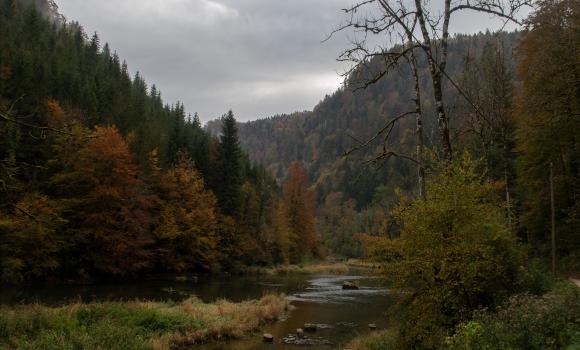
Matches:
[[263, 333, 274, 342], [304, 323, 318, 332], [342, 281, 359, 290]]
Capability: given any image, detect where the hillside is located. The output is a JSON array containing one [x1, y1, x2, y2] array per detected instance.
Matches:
[[0, 0, 319, 283], [229, 32, 519, 208]]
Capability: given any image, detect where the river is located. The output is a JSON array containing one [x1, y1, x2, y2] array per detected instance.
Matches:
[[0, 267, 392, 349]]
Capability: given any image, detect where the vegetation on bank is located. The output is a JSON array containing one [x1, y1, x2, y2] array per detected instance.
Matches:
[[242, 262, 349, 275], [347, 282, 580, 350], [0, 294, 288, 349], [359, 154, 528, 348], [445, 282, 580, 350], [346, 0, 580, 348]]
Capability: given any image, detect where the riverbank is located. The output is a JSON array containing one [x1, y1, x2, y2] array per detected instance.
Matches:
[[0, 294, 288, 349], [242, 262, 349, 275], [346, 280, 580, 350]]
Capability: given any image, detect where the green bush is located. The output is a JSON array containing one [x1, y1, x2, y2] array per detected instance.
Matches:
[[446, 282, 580, 350], [367, 154, 526, 348]]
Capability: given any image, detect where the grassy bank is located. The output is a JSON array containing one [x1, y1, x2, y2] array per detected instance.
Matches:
[[346, 281, 580, 350], [0, 294, 288, 349], [346, 259, 382, 269], [242, 262, 349, 275]]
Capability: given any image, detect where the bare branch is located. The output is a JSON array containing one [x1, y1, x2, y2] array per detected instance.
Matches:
[[343, 111, 416, 157]]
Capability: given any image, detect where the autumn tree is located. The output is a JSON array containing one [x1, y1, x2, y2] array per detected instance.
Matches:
[[263, 199, 292, 265], [235, 182, 264, 264], [283, 162, 319, 262], [0, 193, 63, 283], [152, 153, 219, 272], [51, 125, 153, 276]]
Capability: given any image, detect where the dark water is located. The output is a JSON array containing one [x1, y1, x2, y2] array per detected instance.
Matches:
[[0, 268, 393, 349]]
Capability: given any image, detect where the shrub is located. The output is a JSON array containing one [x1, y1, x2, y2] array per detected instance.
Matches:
[[446, 282, 580, 350], [365, 154, 526, 348]]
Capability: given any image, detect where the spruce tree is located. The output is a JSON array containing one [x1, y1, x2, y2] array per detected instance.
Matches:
[[218, 110, 241, 216]]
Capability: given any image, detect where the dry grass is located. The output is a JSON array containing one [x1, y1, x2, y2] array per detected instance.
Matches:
[[244, 262, 349, 275], [346, 259, 383, 269], [0, 294, 289, 350], [168, 294, 288, 345], [345, 330, 396, 350]]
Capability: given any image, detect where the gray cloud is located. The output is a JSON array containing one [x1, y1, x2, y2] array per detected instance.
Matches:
[[55, 0, 526, 122]]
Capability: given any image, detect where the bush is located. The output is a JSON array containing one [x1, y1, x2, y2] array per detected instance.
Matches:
[[446, 282, 580, 350], [365, 154, 526, 348]]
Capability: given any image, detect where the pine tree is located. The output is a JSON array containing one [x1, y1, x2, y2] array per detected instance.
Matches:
[[218, 110, 241, 216]]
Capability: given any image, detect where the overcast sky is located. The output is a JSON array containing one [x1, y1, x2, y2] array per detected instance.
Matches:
[[55, 0, 525, 122]]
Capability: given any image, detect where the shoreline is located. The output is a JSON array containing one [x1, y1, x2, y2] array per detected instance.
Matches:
[[0, 294, 289, 349]]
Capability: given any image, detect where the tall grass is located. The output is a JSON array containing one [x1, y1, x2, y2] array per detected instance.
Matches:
[[0, 294, 288, 349], [243, 262, 349, 275], [346, 330, 398, 350]]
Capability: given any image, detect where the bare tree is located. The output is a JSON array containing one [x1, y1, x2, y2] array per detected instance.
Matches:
[[331, 0, 533, 169]]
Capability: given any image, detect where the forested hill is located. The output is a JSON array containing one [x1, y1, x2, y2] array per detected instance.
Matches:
[[0, 0, 321, 283], [227, 32, 518, 208]]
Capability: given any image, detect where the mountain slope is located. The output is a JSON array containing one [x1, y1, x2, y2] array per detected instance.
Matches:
[[234, 32, 519, 208]]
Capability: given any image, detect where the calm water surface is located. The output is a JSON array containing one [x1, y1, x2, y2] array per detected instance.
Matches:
[[0, 267, 393, 349]]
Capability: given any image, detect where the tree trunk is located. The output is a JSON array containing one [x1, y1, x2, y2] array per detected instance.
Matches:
[[432, 72, 452, 160], [550, 161, 556, 276], [409, 46, 426, 199]]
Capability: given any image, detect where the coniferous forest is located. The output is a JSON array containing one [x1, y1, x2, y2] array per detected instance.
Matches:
[[0, 0, 579, 349], [0, 0, 320, 284]]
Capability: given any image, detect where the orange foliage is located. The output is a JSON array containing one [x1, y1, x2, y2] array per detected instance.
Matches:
[[64, 125, 154, 275], [153, 153, 219, 271], [282, 161, 319, 261], [46, 99, 65, 128]]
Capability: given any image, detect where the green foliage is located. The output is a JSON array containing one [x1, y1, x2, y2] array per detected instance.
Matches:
[[217, 110, 242, 216], [347, 330, 398, 350], [458, 38, 515, 183], [0, 294, 288, 349], [515, 0, 580, 253], [317, 192, 364, 258], [372, 154, 525, 348], [446, 282, 580, 350], [0, 193, 63, 283], [233, 33, 519, 208], [0, 1, 293, 282]]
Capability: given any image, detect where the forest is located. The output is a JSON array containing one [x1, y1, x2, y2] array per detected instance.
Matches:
[[0, 0, 320, 284], [0, 0, 579, 349]]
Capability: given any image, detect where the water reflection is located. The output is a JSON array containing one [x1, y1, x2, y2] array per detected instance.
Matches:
[[196, 271, 392, 350], [0, 268, 393, 349]]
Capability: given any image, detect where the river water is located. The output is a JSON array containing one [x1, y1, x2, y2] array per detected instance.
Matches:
[[0, 267, 392, 349]]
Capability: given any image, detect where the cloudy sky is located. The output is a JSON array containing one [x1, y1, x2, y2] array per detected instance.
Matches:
[[55, 0, 525, 122]]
